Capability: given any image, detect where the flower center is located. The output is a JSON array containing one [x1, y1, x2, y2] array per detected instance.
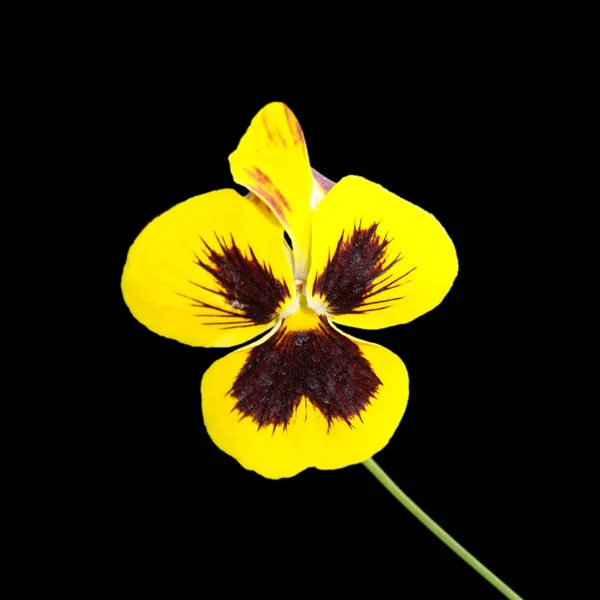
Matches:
[[283, 277, 327, 319]]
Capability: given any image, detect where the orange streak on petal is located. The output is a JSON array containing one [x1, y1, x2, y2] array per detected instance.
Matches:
[[243, 166, 291, 224], [284, 104, 307, 152]]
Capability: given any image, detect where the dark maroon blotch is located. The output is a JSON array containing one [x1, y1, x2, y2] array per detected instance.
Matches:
[[231, 317, 381, 430], [313, 222, 416, 315], [179, 234, 289, 329]]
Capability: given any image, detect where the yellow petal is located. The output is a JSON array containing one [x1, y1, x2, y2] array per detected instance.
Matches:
[[229, 102, 321, 279], [307, 176, 458, 329], [201, 307, 408, 479], [122, 189, 296, 348]]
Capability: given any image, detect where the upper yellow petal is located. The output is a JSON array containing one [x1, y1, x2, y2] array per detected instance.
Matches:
[[229, 102, 321, 279], [201, 308, 409, 479], [307, 175, 458, 329], [121, 189, 296, 348]]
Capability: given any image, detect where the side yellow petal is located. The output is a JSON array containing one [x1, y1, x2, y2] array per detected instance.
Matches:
[[307, 175, 458, 329], [122, 189, 296, 348], [201, 308, 408, 479], [229, 102, 321, 279]]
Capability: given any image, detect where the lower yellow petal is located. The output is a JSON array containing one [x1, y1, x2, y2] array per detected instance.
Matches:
[[201, 308, 408, 479], [122, 189, 296, 348]]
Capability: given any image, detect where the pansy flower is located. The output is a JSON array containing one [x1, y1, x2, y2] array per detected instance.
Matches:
[[122, 102, 458, 479]]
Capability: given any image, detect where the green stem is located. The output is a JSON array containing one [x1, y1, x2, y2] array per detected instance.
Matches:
[[362, 458, 523, 600]]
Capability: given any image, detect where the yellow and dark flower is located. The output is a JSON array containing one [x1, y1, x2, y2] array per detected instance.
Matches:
[[122, 103, 458, 479]]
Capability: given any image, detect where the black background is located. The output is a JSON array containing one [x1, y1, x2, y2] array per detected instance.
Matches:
[[102, 75, 555, 599]]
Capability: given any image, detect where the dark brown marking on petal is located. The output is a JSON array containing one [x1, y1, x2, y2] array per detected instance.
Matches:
[[262, 113, 288, 148], [311, 168, 336, 194], [262, 113, 275, 142], [243, 167, 291, 223], [313, 222, 416, 315], [179, 234, 290, 329], [283, 104, 306, 149], [231, 317, 381, 430]]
